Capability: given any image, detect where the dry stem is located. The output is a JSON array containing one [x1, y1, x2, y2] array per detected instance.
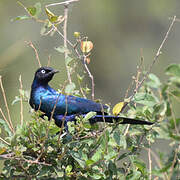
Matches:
[[0, 108, 13, 134], [0, 76, 14, 133], [46, 0, 79, 7], [122, 16, 176, 111], [25, 41, 41, 67], [63, 3, 72, 83], [148, 140, 152, 180], [0, 137, 10, 146], [19, 75, 24, 126]]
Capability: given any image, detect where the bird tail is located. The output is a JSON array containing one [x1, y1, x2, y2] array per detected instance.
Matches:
[[89, 115, 153, 125]]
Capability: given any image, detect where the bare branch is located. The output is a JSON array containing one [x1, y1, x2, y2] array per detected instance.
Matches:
[[25, 41, 41, 67], [17, 1, 45, 23], [46, 0, 79, 8], [0, 76, 14, 133], [122, 16, 176, 111], [19, 75, 24, 126], [0, 108, 14, 134], [63, 3, 72, 83], [0, 153, 51, 166], [148, 140, 152, 180], [0, 137, 10, 146], [83, 56, 95, 100]]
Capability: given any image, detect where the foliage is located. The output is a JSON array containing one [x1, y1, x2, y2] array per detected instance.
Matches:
[[0, 66, 179, 179], [0, 1, 179, 179]]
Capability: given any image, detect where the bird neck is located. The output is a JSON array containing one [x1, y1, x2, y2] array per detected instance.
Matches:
[[31, 78, 49, 89]]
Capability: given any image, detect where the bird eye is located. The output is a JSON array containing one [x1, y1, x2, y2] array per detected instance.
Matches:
[[41, 70, 46, 74]]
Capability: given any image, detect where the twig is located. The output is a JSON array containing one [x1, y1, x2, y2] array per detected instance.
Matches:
[[144, 147, 169, 180], [123, 57, 144, 135], [47, 54, 51, 67], [19, 75, 24, 126], [169, 148, 178, 180], [167, 93, 179, 135], [63, 3, 72, 83], [52, 24, 74, 47], [0, 153, 51, 166], [83, 56, 95, 100], [25, 41, 41, 67], [122, 16, 176, 111], [0, 108, 13, 134], [36, 93, 62, 162], [0, 76, 14, 133], [148, 140, 152, 180], [0, 137, 10, 146], [52, 22, 95, 100], [17, 1, 45, 23], [124, 125, 130, 136], [46, 0, 79, 8]]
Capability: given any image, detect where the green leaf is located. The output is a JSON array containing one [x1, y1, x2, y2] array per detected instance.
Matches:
[[71, 151, 86, 168], [165, 64, 180, 77], [146, 73, 161, 88], [133, 159, 146, 173], [169, 132, 180, 141], [12, 96, 21, 105], [65, 82, 76, 94], [45, 8, 58, 23], [86, 159, 95, 166], [91, 148, 102, 162], [82, 111, 96, 122], [134, 92, 158, 107], [117, 153, 128, 161], [77, 74, 84, 82], [0, 119, 12, 137], [55, 46, 70, 54], [113, 131, 120, 145], [34, 2, 41, 17], [169, 118, 180, 129], [65, 56, 73, 66], [153, 102, 167, 117], [11, 15, 30, 22], [108, 160, 117, 174], [120, 135, 127, 149], [65, 165, 72, 173], [27, 7, 36, 16], [170, 90, 180, 98]]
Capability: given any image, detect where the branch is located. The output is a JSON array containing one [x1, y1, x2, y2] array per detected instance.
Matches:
[[148, 140, 152, 180], [83, 56, 95, 100], [0, 76, 14, 133], [0, 153, 51, 166], [25, 41, 41, 67], [19, 75, 24, 126], [122, 15, 176, 111], [46, 0, 79, 8], [0, 137, 10, 146], [63, 3, 72, 83]]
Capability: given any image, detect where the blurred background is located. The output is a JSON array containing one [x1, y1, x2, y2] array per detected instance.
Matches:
[[0, 0, 180, 168]]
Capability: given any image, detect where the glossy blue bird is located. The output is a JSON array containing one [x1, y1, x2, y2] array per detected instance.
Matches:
[[29, 67, 153, 129]]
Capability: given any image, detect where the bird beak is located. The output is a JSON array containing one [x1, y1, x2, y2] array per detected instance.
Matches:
[[53, 69, 59, 74]]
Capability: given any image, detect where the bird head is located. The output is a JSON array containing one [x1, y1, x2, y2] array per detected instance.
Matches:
[[34, 67, 59, 84]]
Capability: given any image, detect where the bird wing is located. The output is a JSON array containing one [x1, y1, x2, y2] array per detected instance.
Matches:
[[66, 95, 108, 114], [40, 93, 107, 116]]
